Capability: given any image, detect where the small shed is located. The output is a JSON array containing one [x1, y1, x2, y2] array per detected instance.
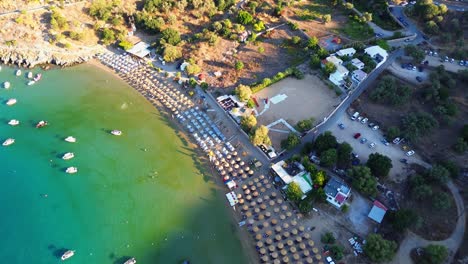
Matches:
[[368, 200, 388, 223]]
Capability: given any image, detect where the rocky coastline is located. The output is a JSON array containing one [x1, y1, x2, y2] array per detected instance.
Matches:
[[0, 47, 100, 68]]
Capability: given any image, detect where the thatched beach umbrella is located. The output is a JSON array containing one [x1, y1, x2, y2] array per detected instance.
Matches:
[[254, 178, 259, 183], [251, 186, 257, 191], [253, 226, 260, 233], [274, 207, 280, 213], [238, 169, 244, 175], [261, 256, 269, 263], [277, 199, 283, 204], [280, 249, 288, 256], [239, 198, 244, 204], [244, 189, 251, 195], [246, 195, 252, 201], [299, 226, 305, 232], [277, 242, 284, 249], [232, 151, 238, 156], [256, 182, 262, 188], [303, 249, 310, 257], [242, 174, 248, 179], [227, 154, 232, 160], [263, 179, 269, 184], [236, 157, 241, 162], [260, 204, 267, 210], [259, 248, 266, 255], [242, 205, 249, 211], [303, 233, 310, 239], [293, 253, 300, 261], [260, 187, 266, 192], [257, 241, 264, 248], [306, 257, 313, 264], [266, 183, 272, 189], [258, 214, 265, 220], [266, 238, 273, 245], [220, 170, 226, 176], [269, 200, 276, 206], [312, 247, 319, 254], [290, 246, 297, 253], [308, 240, 315, 247], [280, 214, 286, 220], [259, 174, 265, 179], [217, 166, 224, 171], [234, 164, 240, 169], [249, 170, 254, 175], [230, 159, 236, 165], [269, 245, 276, 252], [287, 239, 293, 246], [245, 211, 252, 217], [271, 192, 277, 198], [265, 212, 271, 218], [214, 160, 220, 166], [232, 171, 238, 177], [250, 201, 257, 207], [257, 197, 263, 203], [248, 181, 254, 186], [237, 193, 242, 199], [273, 259, 280, 264], [292, 229, 298, 235], [239, 160, 244, 166], [271, 251, 278, 258], [290, 219, 297, 226], [224, 163, 229, 168], [255, 234, 262, 240], [266, 230, 273, 236], [228, 167, 234, 172], [283, 256, 289, 263], [283, 231, 290, 238], [254, 208, 260, 214], [223, 176, 230, 181], [272, 224, 282, 233], [272, 219, 278, 226], [315, 254, 322, 260], [244, 166, 250, 171], [262, 221, 270, 228], [299, 242, 306, 250], [253, 191, 259, 197], [296, 236, 303, 243], [275, 234, 282, 241], [286, 211, 292, 217]]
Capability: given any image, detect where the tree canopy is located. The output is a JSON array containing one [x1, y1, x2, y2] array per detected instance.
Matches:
[[240, 115, 257, 132], [370, 76, 412, 106], [286, 182, 303, 202], [281, 133, 301, 150], [237, 10, 254, 25], [251, 125, 271, 146], [366, 153, 393, 178], [427, 164, 450, 184], [313, 131, 337, 154], [323, 61, 337, 76], [161, 28, 181, 46], [363, 234, 397, 263], [401, 112, 438, 141], [235, 84, 252, 102], [320, 149, 337, 168], [337, 142, 352, 169], [348, 166, 377, 196], [389, 209, 421, 231], [421, 244, 448, 264], [162, 44, 182, 62]]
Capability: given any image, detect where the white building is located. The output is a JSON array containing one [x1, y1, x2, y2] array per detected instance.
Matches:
[[352, 69, 368, 83], [329, 64, 349, 86], [325, 55, 343, 66], [364, 45, 388, 68], [271, 160, 313, 197], [324, 177, 351, 208], [336, 47, 356, 57], [351, 58, 365, 70]]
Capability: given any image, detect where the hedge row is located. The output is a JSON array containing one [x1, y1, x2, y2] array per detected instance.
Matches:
[[250, 67, 303, 93]]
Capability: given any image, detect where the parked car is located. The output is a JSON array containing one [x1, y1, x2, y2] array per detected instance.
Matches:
[[352, 152, 359, 158], [360, 138, 368, 144], [361, 117, 368, 124], [406, 150, 415, 156], [372, 125, 380, 131], [393, 137, 401, 144], [357, 116, 364, 122], [368, 122, 375, 128], [369, 142, 376, 148], [351, 112, 359, 121], [310, 155, 321, 164], [354, 133, 361, 139], [338, 123, 345, 129], [381, 138, 390, 146], [400, 158, 408, 164], [416, 76, 423, 82]]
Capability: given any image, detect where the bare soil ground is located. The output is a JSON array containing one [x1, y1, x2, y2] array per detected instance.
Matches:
[[351, 70, 468, 169]]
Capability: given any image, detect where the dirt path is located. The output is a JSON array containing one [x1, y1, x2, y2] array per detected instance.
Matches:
[[390, 180, 466, 264]]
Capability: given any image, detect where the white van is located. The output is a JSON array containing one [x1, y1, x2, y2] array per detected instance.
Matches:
[[351, 112, 359, 121]]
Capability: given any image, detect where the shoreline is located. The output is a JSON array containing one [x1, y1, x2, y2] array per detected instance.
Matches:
[[87, 58, 259, 263]]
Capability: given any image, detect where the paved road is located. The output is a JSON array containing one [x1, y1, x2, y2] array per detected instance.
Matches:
[[276, 48, 405, 162]]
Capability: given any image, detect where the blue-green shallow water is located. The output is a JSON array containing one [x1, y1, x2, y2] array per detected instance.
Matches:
[[0, 65, 247, 264]]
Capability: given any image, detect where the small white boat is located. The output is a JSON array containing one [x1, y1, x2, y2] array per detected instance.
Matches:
[[27, 72, 33, 79], [15, 69, 21, 76], [61, 250, 75, 260], [34, 73, 42, 82], [124, 257, 137, 264], [27, 80, 36, 86], [6, 98, 17, 106], [62, 152, 75, 160], [3, 81, 10, 89], [111, 130, 122, 136], [36, 120, 48, 128], [66, 167, 78, 174], [65, 136, 76, 143], [2, 138, 15, 146], [8, 119, 19, 126]]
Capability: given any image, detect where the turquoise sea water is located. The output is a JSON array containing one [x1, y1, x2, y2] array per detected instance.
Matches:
[[0, 65, 247, 264]]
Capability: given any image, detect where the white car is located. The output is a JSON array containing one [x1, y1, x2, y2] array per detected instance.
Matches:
[[372, 125, 380, 131], [406, 150, 415, 156], [361, 118, 368, 124], [369, 142, 376, 148]]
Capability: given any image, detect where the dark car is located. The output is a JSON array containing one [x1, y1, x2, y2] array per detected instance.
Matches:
[[422, 35, 429, 40], [338, 123, 345, 129], [354, 133, 361, 139], [416, 76, 423, 82]]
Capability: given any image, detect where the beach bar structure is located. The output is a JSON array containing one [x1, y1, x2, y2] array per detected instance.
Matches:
[[270, 160, 313, 199], [127, 42, 152, 59]]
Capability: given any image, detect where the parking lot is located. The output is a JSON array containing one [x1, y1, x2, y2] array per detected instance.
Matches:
[[329, 113, 427, 182]]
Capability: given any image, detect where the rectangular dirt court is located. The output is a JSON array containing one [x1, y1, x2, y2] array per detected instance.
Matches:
[[254, 74, 341, 129]]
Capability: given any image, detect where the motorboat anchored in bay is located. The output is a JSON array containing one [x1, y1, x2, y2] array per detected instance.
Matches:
[[111, 130, 122, 136], [15, 69, 21, 76], [62, 152, 75, 160], [124, 257, 136, 264], [6, 98, 17, 106], [3, 81, 10, 89], [2, 138, 15, 146], [36, 120, 48, 128], [66, 167, 78, 174], [61, 250, 75, 261], [33, 73, 42, 82], [27, 80, 35, 86], [27, 72, 33, 79], [8, 119, 19, 126], [65, 136, 76, 143]]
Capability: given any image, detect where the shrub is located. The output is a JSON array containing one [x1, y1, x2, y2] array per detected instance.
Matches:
[[234, 84, 252, 102], [321, 232, 336, 244], [366, 153, 393, 178], [118, 40, 133, 50], [363, 234, 397, 263], [286, 181, 303, 202], [235, 60, 244, 71], [281, 133, 301, 150], [161, 28, 181, 46], [296, 118, 314, 132], [237, 10, 254, 25]]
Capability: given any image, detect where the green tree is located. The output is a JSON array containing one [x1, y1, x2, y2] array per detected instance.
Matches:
[[161, 28, 181, 46], [281, 133, 301, 150], [286, 181, 304, 202], [370, 76, 412, 106], [401, 112, 438, 141], [425, 20, 439, 34], [237, 10, 253, 25], [337, 142, 352, 169], [234, 84, 252, 102], [453, 138, 468, 154], [389, 209, 421, 231], [363, 234, 397, 263], [250, 125, 271, 146], [296, 118, 314, 132], [306, 36, 319, 49], [320, 149, 337, 168], [118, 40, 133, 50], [89, 0, 113, 21], [321, 232, 336, 244], [330, 245, 344, 260], [101, 28, 116, 45], [421, 245, 448, 264], [386, 126, 400, 140], [439, 160, 459, 178], [367, 153, 393, 178], [412, 184, 433, 200], [291, 36, 301, 45], [253, 20, 265, 32], [323, 61, 337, 76], [404, 45, 426, 62], [432, 191, 452, 210], [313, 131, 337, 154], [348, 166, 377, 196], [240, 115, 257, 132], [344, 2, 354, 10], [362, 12, 372, 22], [162, 44, 182, 62], [322, 14, 331, 24], [427, 165, 450, 184], [185, 63, 201, 76], [235, 60, 244, 71], [313, 171, 327, 187], [310, 54, 321, 69]]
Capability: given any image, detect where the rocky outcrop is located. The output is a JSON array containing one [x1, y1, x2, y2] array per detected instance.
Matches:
[[0, 47, 100, 68]]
